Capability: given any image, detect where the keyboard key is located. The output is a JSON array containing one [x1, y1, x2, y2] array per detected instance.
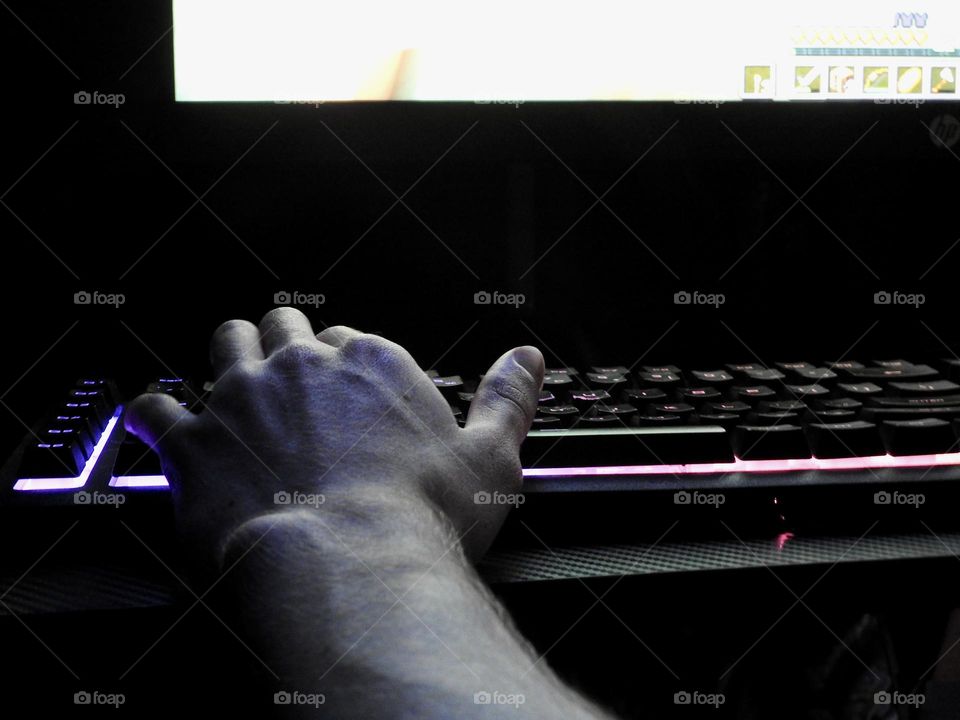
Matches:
[[431, 375, 464, 399], [776, 361, 814, 373], [726, 363, 763, 376], [760, 400, 807, 413], [596, 403, 639, 420], [542, 373, 575, 387], [521, 426, 734, 467], [808, 421, 884, 458], [749, 411, 800, 426], [867, 394, 960, 408], [623, 388, 666, 406], [874, 359, 914, 369], [677, 387, 722, 406], [538, 405, 579, 427], [696, 413, 740, 428], [42, 427, 93, 459], [21, 440, 86, 477], [570, 389, 611, 412], [745, 368, 786, 384], [861, 406, 960, 422], [637, 371, 681, 388], [592, 365, 630, 375], [826, 360, 864, 371], [819, 398, 862, 412], [793, 367, 838, 385], [643, 365, 681, 374], [732, 424, 810, 460], [785, 384, 830, 399], [843, 365, 938, 383], [734, 386, 776, 403], [649, 402, 695, 419], [634, 414, 684, 427], [585, 373, 628, 390], [690, 370, 734, 386], [889, 380, 960, 396], [837, 382, 883, 397], [60, 401, 107, 433], [881, 418, 958, 455], [704, 401, 751, 416]]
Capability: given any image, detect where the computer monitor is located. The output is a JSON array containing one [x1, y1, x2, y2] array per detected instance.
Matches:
[[173, 1, 959, 103]]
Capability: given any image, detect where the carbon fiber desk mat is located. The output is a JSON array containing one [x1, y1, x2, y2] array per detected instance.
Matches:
[[479, 531, 960, 583]]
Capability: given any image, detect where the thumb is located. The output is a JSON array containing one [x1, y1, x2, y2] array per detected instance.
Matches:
[[466, 346, 544, 447], [124, 392, 194, 452]]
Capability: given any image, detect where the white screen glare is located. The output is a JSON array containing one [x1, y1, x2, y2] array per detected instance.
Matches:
[[173, 1, 960, 102]]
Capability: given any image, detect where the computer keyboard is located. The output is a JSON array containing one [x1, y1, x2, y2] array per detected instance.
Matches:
[[5, 359, 960, 539]]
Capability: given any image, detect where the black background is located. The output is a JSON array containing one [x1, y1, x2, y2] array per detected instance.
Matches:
[[2, 3, 959, 449]]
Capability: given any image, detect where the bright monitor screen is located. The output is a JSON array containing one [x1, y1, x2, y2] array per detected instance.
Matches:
[[173, 1, 960, 102]]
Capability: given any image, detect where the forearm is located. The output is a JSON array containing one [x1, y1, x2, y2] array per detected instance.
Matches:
[[220, 492, 615, 719]]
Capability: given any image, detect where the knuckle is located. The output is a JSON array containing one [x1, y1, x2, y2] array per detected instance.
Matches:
[[261, 306, 305, 325], [213, 318, 255, 338], [341, 333, 406, 368], [269, 340, 324, 370]]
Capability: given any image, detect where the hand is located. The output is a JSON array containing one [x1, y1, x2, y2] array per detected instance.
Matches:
[[124, 307, 544, 569]]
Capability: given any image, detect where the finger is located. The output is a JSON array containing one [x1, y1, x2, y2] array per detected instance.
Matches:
[[316, 325, 363, 348], [210, 318, 265, 379], [124, 392, 195, 453], [258, 307, 322, 356], [465, 346, 544, 448]]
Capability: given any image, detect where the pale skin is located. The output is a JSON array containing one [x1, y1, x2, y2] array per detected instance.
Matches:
[[125, 307, 616, 718]]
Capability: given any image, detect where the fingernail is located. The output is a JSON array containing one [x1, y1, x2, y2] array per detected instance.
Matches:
[[512, 345, 544, 381]]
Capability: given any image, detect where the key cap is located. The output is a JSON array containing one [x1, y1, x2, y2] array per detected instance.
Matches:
[[734, 386, 776, 403], [808, 421, 884, 458], [704, 401, 751, 416], [861, 406, 960, 422], [844, 365, 938, 383], [760, 400, 807, 413], [67, 389, 112, 425], [60, 401, 107, 433], [20, 440, 86, 477], [785, 384, 830, 399], [677, 387, 722, 406], [749, 411, 800, 426], [520, 426, 734, 467], [542, 373, 575, 387], [826, 360, 864, 371], [696, 413, 740, 428], [576, 414, 620, 427], [75, 378, 119, 404], [776, 361, 814, 373], [531, 415, 562, 429], [874, 359, 914, 369], [545, 367, 579, 376], [881, 418, 958, 455], [538, 405, 579, 427], [596, 403, 639, 420], [837, 382, 883, 397], [889, 380, 960, 396], [585, 373, 628, 390], [537, 391, 556, 406], [431, 375, 464, 400], [745, 368, 786, 384], [867, 394, 960, 408], [570, 389, 611, 412], [732, 424, 810, 460], [649, 402, 695, 419], [807, 409, 858, 423], [623, 388, 666, 406], [794, 367, 838, 385], [819, 398, 862, 412], [637, 371, 681, 388], [690, 370, 734, 387], [643, 365, 681, 374], [726, 363, 763, 376], [633, 414, 684, 427], [592, 365, 630, 375], [42, 427, 93, 459]]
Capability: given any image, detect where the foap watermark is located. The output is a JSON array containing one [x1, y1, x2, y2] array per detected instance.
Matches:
[[874, 490, 925, 508], [874, 97, 924, 108], [274, 690, 326, 707], [474, 290, 525, 308], [674, 99, 726, 109], [274, 290, 325, 308], [674, 690, 725, 708], [274, 490, 326, 508], [474, 99, 525, 109], [473, 690, 526, 708], [873, 290, 925, 308], [273, 100, 326, 109], [674, 490, 725, 508], [74, 491, 125, 508], [874, 690, 925, 708], [74, 90, 125, 108], [474, 490, 525, 508], [674, 290, 725, 308], [74, 690, 125, 708], [929, 115, 960, 149], [74, 290, 125, 308]]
